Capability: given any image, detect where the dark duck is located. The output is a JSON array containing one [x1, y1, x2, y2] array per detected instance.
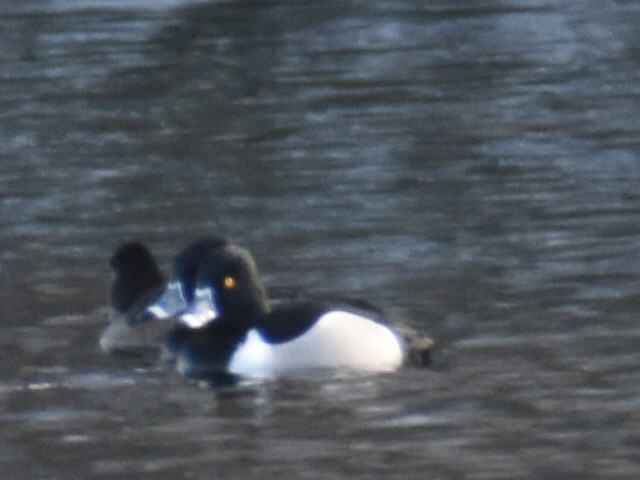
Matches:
[[144, 237, 433, 378]]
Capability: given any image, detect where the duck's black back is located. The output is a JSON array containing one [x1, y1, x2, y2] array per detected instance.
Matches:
[[257, 300, 330, 344]]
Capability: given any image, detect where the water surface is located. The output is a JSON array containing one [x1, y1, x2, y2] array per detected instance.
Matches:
[[1, 1, 640, 478]]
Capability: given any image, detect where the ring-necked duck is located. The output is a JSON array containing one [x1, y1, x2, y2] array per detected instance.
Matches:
[[141, 237, 229, 322], [99, 242, 169, 353], [146, 237, 433, 379]]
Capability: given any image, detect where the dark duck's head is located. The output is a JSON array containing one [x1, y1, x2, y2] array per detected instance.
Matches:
[[179, 240, 270, 332]]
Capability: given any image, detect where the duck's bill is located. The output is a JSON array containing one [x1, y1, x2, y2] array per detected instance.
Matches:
[[141, 280, 188, 321], [179, 287, 218, 329]]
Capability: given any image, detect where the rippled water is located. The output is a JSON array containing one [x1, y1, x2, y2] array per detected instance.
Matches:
[[2, 0, 640, 478]]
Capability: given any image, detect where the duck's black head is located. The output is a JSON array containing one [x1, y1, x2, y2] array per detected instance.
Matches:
[[142, 237, 228, 321], [171, 237, 229, 303], [180, 241, 270, 330], [110, 242, 164, 313]]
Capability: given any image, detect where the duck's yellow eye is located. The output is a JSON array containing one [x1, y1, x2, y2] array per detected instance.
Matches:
[[223, 276, 236, 289]]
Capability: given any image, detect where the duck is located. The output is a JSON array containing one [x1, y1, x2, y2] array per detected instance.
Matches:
[[145, 237, 433, 379], [99, 242, 169, 353], [141, 237, 233, 322]]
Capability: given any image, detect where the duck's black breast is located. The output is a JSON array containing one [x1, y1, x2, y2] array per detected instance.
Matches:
[[166, 322, 248, 373]]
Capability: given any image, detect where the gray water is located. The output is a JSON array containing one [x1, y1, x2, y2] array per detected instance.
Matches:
[[2, 0, 640, 478]]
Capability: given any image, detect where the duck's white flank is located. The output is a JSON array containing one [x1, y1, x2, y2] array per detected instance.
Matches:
[[228, 310, 404, 378]]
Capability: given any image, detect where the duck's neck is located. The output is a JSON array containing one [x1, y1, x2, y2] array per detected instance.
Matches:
[[234, 284, 270, 332]]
